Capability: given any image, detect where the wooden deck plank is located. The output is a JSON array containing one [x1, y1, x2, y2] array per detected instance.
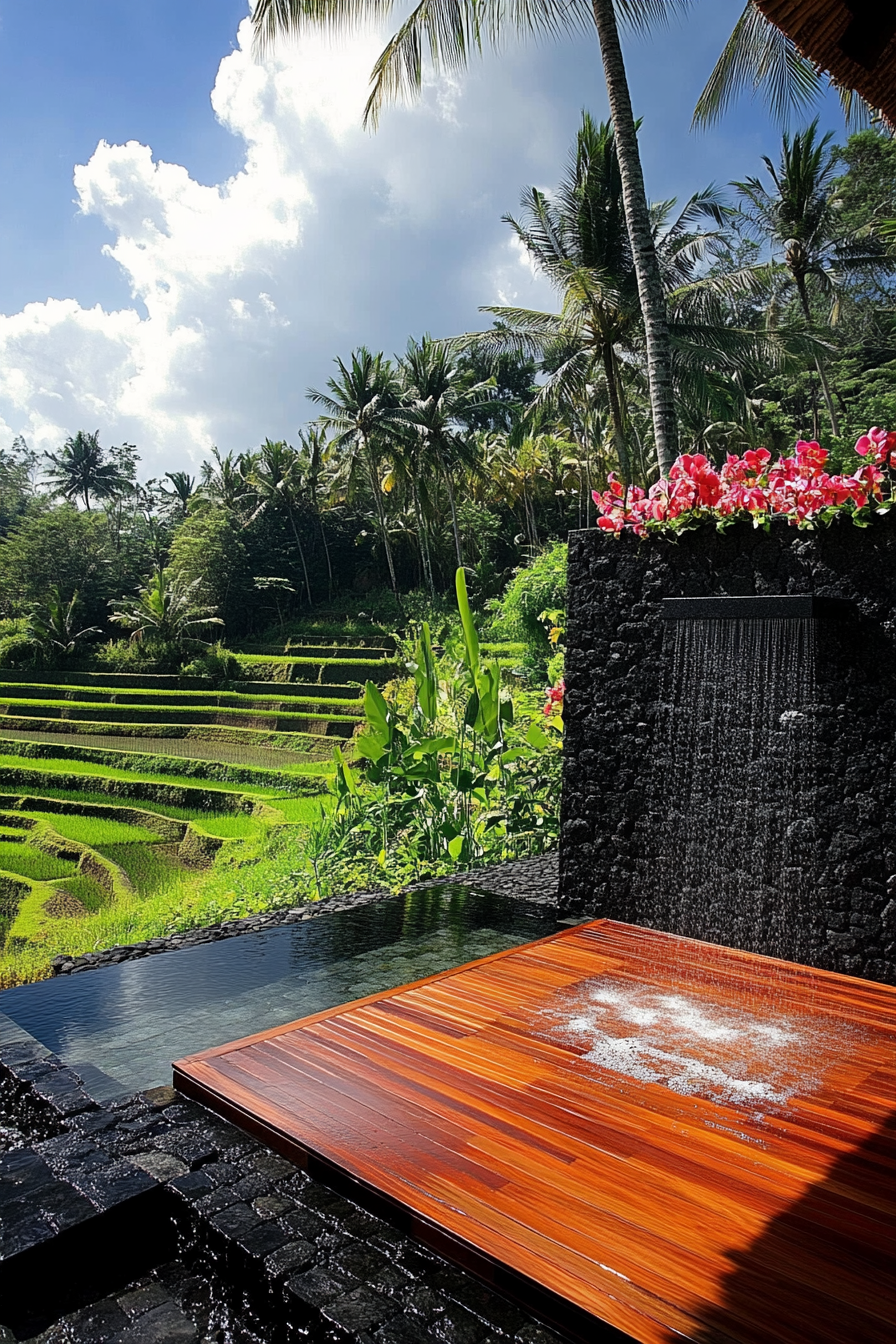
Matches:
[[175, 920, 896, 1344]]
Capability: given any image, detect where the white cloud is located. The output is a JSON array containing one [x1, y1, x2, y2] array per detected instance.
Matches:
[[0, 14, 557, 475]]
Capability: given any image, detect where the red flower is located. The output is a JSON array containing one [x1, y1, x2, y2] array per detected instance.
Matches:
[[589, 430, 892, 534], [543, 679, 565, 716]]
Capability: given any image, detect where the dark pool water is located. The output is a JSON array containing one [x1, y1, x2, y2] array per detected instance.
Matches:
[[0, 887, 557, 1096]]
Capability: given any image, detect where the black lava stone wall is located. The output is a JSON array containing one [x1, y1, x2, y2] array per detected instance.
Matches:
[[560, 518, 896, 985]]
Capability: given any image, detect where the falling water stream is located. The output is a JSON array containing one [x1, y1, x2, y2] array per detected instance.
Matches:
[[646, 617, 819, 964], [539, 615, 841, 1121]]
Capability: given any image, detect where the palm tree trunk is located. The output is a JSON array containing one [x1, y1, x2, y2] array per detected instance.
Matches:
[[444, 472, 464, 569], [364, 442, 400, 598], [311, 486, 335, 600], [412, 482, 435, 596], [319, 520, 334, 600], [286, 507, 314, 608], [591, 0, 678, 476], [602, 344, 632, 484], [795, 276, 840, 437]]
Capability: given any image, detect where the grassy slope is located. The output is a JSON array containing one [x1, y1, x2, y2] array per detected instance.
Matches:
[[0, 751, 294, 798], [0, 634, 397, 984], [0, 697, 360, 731], [0, 735, 333, 789], [0, 681, 364, 712]]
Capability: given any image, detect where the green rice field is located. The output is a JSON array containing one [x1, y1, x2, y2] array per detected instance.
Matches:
[[0, 634, 393, 987], [0, 842, 77, 882], [0, 728, 329, 771]]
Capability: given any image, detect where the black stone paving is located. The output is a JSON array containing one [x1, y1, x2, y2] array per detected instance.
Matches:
[[0, 863, 569, 1344]]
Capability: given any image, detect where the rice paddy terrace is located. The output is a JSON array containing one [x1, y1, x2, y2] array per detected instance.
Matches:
[[0, 634, 397, 987]]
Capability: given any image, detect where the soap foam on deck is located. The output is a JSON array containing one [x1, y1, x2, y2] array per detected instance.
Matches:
[[537, 976, 856, 1111]]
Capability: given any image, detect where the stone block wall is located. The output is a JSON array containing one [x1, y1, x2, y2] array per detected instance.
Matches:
[[559, 518, 896, 984]]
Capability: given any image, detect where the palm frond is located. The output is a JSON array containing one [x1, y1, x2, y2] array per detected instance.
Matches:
[[693, 2, 822, 129]]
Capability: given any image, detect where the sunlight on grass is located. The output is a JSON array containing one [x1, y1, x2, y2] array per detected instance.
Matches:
[[33, 814, 165, 846], [0, 842, 77, 882], [98, 843, 188, 899], [192, 814, 259, 839]]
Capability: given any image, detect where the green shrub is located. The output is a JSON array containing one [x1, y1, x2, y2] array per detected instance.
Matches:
[[93, 639, 182, 674], [0, 619, 35, 670], [180, 642, 244, 683], [486, 542, 567, 682]]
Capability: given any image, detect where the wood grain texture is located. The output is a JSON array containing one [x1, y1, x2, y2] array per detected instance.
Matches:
[[174, 920, 896, 1344]]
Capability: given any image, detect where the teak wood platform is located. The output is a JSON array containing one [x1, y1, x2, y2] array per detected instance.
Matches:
[[174, 920, 896, 1344]]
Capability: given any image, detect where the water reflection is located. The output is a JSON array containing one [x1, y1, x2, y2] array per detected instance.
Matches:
[[0, 886, 556, 1095]]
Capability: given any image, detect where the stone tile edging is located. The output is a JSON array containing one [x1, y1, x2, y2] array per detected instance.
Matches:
[[0, 1035, 566, 1344]]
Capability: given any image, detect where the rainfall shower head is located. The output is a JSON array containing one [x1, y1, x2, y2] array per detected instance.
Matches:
[[661, 596, 855, 621]]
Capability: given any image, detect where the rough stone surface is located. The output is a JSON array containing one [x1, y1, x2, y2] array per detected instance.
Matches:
[[560, 521, 896, 983], [0, 1031, 568, 1343]]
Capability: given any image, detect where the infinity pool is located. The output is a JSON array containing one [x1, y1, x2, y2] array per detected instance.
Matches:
[[0, 887, 557, 1097]]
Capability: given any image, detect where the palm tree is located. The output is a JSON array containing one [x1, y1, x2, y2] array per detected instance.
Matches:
[[694, 3, 870, 131], [733, 120, 889, 437], [296, 426, 336, 600], [198, 447, 253, 514], [309, 348, 409, 600], [28, 589, 101, 663], [110, 569, 223, 647], [379, 422, 437, 596], [245, 439, 314, 607], [43, 431, 124, 510], [253, 0, 686, 475], [462, 115, 780, 485], [161, 471, 197, 518], [398, 335, 492, 570]]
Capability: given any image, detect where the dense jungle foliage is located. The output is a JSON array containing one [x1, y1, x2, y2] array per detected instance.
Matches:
[[0, 124, 892, 662]]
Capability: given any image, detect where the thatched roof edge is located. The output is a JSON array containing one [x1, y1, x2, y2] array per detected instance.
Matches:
[[754, 0, 896, 125]]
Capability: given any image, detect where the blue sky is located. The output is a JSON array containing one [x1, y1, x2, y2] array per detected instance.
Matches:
[[0, 0, 845, 476]]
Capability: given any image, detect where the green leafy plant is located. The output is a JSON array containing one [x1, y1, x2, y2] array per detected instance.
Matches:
[[319, 568, 561, 889], [180, 642, 244, 683], [27, 589, 101, 665], [487, 542, 567, 682], [110, 568, 223, 651]]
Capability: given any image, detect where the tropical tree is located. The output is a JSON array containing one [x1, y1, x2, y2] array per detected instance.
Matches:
[[309, 348, 409, 600], [161, 471, 197, 519], [694, 2, 871, 131], [43, 431, 124, 511], [296, 425, 336, 600], [246, 439, 314, 607], [252, 0, 685, 476], [398, 335, 493, 570], [28, 588, 101, 663], [0, 437, 37, 537], [198, 447, 253, 515], [110, 569, 223, 648], [733, 120, 890, 437], [462, 114, 782, 485], [379, 421, 437, 596]]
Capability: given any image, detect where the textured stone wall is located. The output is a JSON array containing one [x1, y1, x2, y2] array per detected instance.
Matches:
[[560, 518, 896, 984]]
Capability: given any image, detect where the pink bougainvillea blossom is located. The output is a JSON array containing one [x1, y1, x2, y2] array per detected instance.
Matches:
[[543, 679, 565, 717], [591, 432, 892, 535]]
